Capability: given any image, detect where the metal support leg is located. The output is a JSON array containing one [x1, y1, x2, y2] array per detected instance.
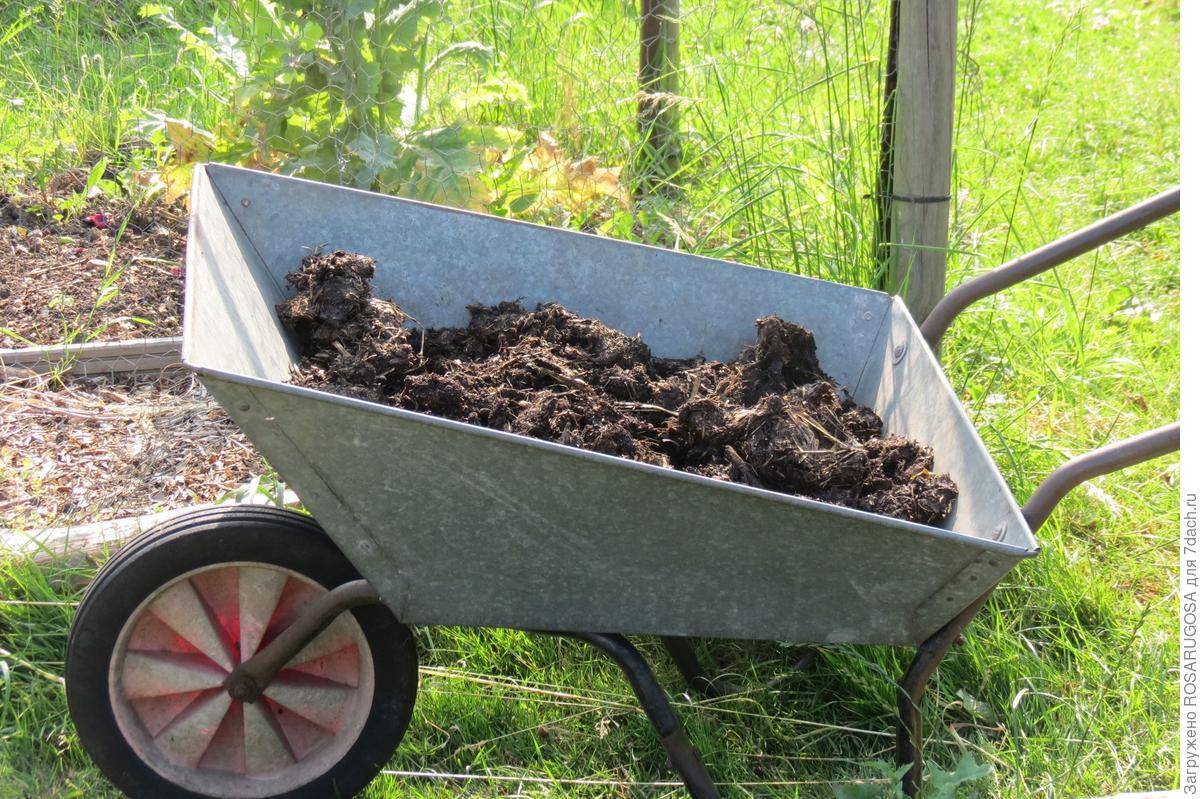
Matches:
[[663, 637, 818, 695], [661, 637, 740, 697], [566, 633, 721, 799], [896, 589, 994, 797], [764, 646, 819, 690]]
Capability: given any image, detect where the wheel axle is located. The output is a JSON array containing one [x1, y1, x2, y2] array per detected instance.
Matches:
[[222, 579, 381, 703]]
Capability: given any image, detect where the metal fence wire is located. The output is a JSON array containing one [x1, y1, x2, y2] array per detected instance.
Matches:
[[4, 1, 897, 284], [137, 0, 893, 285]]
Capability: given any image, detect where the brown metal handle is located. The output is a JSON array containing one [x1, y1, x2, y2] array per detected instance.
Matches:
[[224, 579, 380, 702], [920, 187, 1180, 349], [1021, 423, 1179, 532]]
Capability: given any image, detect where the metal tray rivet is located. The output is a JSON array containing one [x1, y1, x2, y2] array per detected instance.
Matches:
[[968, 574, 978, 582], [892, 343, 907, 364], [237, 402, 251, 412], [863, 311, 873, 321], [241, 198, 251, 208], [988, 559, 999, 568], [945, 595, 954, 602]]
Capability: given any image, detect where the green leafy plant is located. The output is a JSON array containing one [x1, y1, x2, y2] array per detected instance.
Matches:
[[141, 0, 523, 208], [0, 5, 41, 50], [834, 753, 993, 799], [216, 471, 293, 509], [63, 213, 151, 344], [54, 157, 107, 221]]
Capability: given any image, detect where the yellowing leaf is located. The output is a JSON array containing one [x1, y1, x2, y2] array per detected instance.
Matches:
[[160, 163, 196, 205], [149, 118, 217, 205], [164, 118, 215, 164], [503, 132, 629, 217]]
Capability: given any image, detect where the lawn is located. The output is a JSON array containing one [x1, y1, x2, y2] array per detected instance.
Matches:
[[0, 1, 1180, 797]]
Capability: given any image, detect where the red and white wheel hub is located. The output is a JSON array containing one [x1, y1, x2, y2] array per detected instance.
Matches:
[[108, 563, 375, 797]]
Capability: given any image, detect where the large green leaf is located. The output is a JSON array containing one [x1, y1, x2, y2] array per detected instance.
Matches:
[[450, 76, 530, 113], [426, 41, 494, 72], [381, 0, 444, 48], [923, 753, 994, 799]]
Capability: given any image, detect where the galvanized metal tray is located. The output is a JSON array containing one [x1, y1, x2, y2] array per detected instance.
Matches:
[[183, 163, 1038, 646]]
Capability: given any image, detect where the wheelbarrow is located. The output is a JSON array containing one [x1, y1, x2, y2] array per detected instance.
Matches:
[[64, 164, 1180, 798]]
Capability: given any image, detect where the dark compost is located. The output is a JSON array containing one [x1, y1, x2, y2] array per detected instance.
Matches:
[[277, 250, 957, 525]]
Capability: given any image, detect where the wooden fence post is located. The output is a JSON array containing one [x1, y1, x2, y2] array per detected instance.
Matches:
[[638, 0, 681, 193], [881, 0, 958, 323]]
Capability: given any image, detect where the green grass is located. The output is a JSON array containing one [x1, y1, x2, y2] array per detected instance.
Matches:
[[0, 1, 225, 188], [0, 0, 1179, 797], [441, 0, 891, 284]]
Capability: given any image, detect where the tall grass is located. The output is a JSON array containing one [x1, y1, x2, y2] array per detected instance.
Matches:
[[0, 1, 1180, 797], [437, 0, 891, 286], [0, 2, 225, 185]]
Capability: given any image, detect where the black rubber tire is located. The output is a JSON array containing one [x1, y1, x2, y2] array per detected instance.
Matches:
[[66, 506, 418, 799]]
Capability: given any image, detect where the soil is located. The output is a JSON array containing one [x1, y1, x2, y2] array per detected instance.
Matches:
[[0, 187, 186, 348], [278, 251, 958, 525]]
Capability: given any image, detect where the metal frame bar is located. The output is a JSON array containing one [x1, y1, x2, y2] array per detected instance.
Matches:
[[894, 434, 1181, 797], [661, 637, 740, 697], [896, 186, 1181, 795], [662, 637, 818, 696], [895, 589, 993, 795], [224, 579, 379, 702], [1022, 423, 1180, 532], [225, 585, 721, 797], [920, 188, 1179, 349], [894, 433, 1180, 796], [564, 633, 721, 798]]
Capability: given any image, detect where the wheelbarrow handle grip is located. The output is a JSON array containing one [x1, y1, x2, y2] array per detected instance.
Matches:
[[1021, 422, 1179, 532], [920, 187, 1180, 349]]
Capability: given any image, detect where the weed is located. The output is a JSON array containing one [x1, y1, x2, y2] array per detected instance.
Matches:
[[215, 470, 292, 509], [141, 0, 524, 207], [834, 753, 993, 798]]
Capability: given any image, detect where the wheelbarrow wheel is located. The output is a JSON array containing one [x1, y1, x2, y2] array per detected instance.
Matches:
[[66, 506, 417, 799]]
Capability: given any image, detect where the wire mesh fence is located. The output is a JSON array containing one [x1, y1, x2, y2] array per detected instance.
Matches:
[[2, 0, 894, 286]]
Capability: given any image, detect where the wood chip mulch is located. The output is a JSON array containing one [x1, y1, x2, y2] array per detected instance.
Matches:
[[0, 369, 265, 532]]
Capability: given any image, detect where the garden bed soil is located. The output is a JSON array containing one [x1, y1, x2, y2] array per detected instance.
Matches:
[[0, 187, 186, 348], [278, 250, 958, 525], [0, 370, 263, 531]]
